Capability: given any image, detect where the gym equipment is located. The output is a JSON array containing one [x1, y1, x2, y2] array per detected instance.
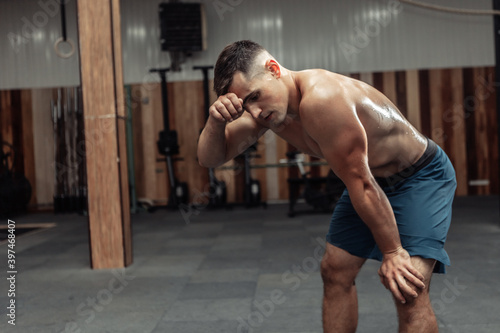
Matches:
[[238, 143, 266, 209], [51, 87, 87, 214], [149, 68, 189, 210], [285, 151, 345, 217], [193, 65, 227, 209], [214, 153, 336, 211], [0, 141, 32, 217], [54, 0, 75, 58]]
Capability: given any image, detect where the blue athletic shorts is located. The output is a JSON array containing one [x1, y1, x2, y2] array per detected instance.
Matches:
[[326, 139, 457, 273]]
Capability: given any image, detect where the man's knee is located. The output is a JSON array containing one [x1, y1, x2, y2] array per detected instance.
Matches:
[[396, 290, 436, 327], [320, 244, 364, 289], [397, 279, 430, 306], [395, 257, 436, 320]]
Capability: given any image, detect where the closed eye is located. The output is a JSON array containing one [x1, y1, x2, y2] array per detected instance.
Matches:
[[243, 90, 260, 109], [250, 92, 259, 102]]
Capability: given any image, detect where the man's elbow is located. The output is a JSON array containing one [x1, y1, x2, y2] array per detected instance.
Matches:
[[197, 153, 223, 169], [198, 160, 224, 169], [198, 159, 214, 168], [343, 174, 378, 195], [197, 152, 209, 168]]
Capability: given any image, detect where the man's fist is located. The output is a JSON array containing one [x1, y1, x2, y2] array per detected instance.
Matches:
[[209, 93, 244, 123]]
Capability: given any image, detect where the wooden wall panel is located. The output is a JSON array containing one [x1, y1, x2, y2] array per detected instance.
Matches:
[[276, 136, 289, 200], [263, 132, 279, 201], [359, 72, 374, 86], [405, 70, 421, 131], [418, 70, 432, 138], [318, 159, 331, 177], [20, 90, 36, 206], [31, 88, 55, 206], [154, 84, 169, 203], [373, 72, 383, 93], [473, 67, 490, 195], [448, 68, 468, 196], [350, 73, 361, 81], [9, 91, 24, 175], [170, 81, 209, 203], [0, 90, 36, 208], [214, 160, 237, 203], [0, 91, 13, 149], [395, 71, 407, 118], [469, 67, 499, 195], [134, 83, 166, 204], [429, 69, 468, 195], [429, 70, 446, 148], [382, 72, 397, 106], [255, 136, 268, 202], [484, 67, 499, 194], [463, 68, 478, 195], [233, 155, 246, 203]]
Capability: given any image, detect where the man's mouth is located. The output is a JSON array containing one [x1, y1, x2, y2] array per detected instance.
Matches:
[[263, 113, 272, 121]]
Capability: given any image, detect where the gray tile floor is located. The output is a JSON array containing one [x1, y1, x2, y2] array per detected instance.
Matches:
[[0, 196, 499, 333]]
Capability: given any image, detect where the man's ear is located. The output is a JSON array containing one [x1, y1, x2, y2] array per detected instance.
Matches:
[[265, 59, 281, 78]]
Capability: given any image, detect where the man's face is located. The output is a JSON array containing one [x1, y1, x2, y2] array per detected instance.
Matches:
[[228, 70, 288, 128]]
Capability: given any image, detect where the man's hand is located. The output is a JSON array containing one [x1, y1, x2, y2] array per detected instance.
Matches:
[[378, 247, 426, 304], [209, 93, 244, 123]]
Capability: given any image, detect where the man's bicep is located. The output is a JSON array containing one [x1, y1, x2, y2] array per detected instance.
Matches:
[[302, 103, 371, 187], [319, 127, 371, 189]]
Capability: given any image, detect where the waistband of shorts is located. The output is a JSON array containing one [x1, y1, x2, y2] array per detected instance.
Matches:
[[375, 138, 438, 189]]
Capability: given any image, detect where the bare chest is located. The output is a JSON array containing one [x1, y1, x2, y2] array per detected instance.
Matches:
[[274, 118, 324, 158]]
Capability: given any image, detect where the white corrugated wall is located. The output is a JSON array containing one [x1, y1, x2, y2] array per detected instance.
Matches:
[[0, 0, 495, 89]]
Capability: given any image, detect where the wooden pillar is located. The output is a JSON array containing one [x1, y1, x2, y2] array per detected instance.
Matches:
[[494, 0, 500, 218], [77, 0, 132, 268]]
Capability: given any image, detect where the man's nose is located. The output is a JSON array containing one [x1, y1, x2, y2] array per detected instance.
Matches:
[[246, 105, 262, 119]]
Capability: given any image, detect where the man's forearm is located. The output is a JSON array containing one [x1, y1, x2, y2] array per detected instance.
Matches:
[[198, 117, 228, 168], [349, 182, 402, 254]]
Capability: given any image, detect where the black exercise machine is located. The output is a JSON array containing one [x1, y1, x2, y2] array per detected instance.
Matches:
[[0, 142, 31, 217], [286, 151, 344, 217], [235, 143, 267, 209], [243, 144, 266, 208], [149, 68, 189, 210], [193, 65, 227, 208]]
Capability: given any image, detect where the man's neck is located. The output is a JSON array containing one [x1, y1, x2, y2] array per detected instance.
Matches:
[[282, 69, 301, 118]]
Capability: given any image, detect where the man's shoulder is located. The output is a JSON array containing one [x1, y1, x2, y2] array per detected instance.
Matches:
[[296, 68, 340, 86], [297, 70, 355, 115], [297, 70, 357, 100]]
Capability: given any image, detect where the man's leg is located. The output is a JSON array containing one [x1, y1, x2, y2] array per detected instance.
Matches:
[[394, 256, 438, 333], [321, 242, 366, 333]]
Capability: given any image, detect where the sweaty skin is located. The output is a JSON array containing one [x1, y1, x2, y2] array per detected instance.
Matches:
[[198, 58, 427, 303]]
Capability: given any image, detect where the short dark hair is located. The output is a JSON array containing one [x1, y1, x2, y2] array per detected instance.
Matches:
[[213, 40, 265, 96]]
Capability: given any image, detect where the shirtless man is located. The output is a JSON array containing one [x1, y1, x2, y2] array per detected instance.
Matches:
[[197, 40, 457, 333]]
